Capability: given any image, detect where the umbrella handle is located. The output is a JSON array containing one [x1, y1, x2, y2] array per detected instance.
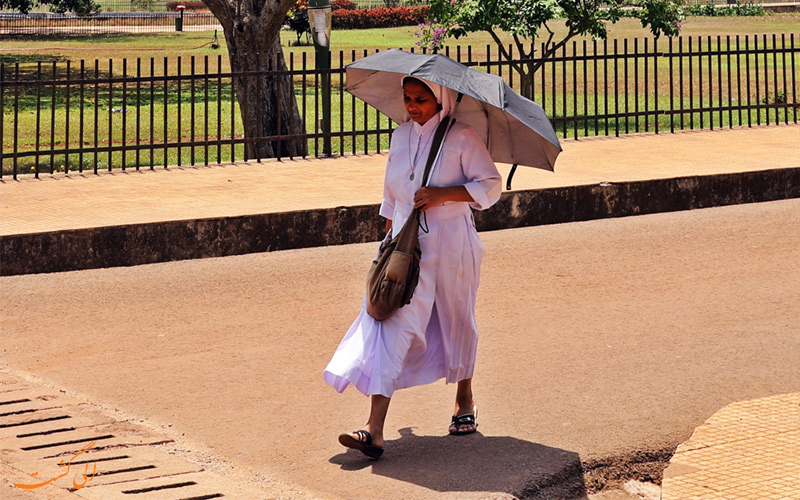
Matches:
[[506, 164, 518, 191]]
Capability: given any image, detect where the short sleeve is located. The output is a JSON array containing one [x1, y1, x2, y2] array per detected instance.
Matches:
[[457, 127, 501, 210]]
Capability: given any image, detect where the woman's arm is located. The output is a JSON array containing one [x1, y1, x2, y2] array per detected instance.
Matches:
[[413, 186, 474, 212]]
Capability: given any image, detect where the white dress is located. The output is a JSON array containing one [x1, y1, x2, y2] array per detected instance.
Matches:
[[323, 110, 502, 398]]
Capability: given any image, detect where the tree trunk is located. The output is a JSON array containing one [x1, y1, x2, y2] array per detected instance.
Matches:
[[519, 69, 534, 101], [228, 39, 306, 159], [204, 0, 307, 160], [502, 36, 535, 100]]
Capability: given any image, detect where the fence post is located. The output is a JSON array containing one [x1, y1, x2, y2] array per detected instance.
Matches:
[[654, 37, 659, 134], [309, 0, 332, 157], [0, 63, 5, 179], [175, 5, 185, 31]]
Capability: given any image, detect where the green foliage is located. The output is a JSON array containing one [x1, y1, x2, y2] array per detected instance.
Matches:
[[637, 0, 683, 38], [131, 0, 154, 10], [685, 0, 766, 17], [0, 0, 100, 15], [426, 0, 556, 43], [762, 91, 787, 105], [422, 0, 685, 52]]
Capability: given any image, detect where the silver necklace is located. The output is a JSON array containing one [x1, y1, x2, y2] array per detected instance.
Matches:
[[407, 125, 435, 181]]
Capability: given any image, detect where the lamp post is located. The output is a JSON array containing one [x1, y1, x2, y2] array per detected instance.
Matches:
[[308, 0, 332, 156], [175, 4, 185, 32]]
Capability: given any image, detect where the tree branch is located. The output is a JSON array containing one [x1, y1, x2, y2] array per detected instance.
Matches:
[[531, 28, 579, 74], [511, 33, 532, 60], [487, 29, 525, 78]]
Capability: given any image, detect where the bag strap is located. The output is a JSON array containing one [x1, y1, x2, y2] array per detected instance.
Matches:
[[412, 116, 452, 234], [420, 114, 453, 188], [421, 92, 464, 187]]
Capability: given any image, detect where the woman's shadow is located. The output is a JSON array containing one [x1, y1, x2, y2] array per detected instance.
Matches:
[[330, 427, 589, 499]]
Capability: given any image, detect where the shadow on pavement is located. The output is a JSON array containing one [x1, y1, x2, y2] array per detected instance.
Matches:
[[330, 427, 589, 499]]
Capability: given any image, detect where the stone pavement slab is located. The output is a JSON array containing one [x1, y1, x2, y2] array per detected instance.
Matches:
[[662, 392, 800, 499]]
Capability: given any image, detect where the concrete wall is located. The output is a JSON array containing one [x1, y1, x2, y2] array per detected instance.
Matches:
[[2, 167, 799, 276]]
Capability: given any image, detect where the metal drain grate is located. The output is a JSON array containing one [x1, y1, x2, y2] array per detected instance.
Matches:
[[17, 426, 77, 438], [0, 414, 72, 428], [20, 434, 116, 451], [0, 398, 31, 406], [122, 480, 198, 494], [0, 371, 275, 499]]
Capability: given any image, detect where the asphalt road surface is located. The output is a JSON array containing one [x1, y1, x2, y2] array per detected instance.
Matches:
[[1, 198, 799, 499]]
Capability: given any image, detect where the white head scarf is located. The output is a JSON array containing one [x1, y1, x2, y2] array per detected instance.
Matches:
[[401, 76, 457, 117]]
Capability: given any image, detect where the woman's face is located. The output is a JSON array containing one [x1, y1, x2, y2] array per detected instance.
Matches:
[[403, 80, 440, 125]]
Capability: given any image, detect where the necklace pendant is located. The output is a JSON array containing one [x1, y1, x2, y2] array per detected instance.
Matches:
[[409, 173, 415, 181]]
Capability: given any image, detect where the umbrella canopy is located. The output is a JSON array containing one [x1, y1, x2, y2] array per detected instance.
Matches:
[[345, 49, 561, 171]]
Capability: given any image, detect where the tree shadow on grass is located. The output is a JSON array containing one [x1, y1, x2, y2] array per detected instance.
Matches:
[[330, 427, 589, 499], [0, 54, 68, 65]]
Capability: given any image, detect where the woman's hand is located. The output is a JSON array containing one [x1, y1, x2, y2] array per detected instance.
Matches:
[[413, 186, 473, 212]]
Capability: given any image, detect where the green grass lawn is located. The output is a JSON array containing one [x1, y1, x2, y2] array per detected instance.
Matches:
[[2, 15, 800, 175]]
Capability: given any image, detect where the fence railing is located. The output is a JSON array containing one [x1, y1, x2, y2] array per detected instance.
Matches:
[[508, 33, 799, 139], [1, 34, 798, 179], [0, 12, 220, 34]]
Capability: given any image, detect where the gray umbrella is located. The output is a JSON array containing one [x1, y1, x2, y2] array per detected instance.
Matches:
[[345, 49, 561, 172]]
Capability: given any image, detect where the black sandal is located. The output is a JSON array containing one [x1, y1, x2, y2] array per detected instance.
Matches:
[[338, 430, 384, 459], [449, 408, 478, 435]]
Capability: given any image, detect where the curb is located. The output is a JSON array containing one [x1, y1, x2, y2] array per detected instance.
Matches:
[[2, 166, 799, 276]]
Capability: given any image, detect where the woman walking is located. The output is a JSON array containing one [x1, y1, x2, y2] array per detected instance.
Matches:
[[324, 76, 501, 459]]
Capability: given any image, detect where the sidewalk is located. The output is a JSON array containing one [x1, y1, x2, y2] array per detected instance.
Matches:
[[3, 124, 800, 235], [1, 124, 799, 275]]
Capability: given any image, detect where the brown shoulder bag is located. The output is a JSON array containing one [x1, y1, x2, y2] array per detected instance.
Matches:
[[366, 116, 452, 321]]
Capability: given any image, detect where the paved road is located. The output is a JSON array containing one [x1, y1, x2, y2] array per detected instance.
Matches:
[[2, 198, 798, 499]]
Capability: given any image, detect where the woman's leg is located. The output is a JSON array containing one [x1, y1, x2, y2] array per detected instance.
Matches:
[[449, 378, 477, 434], [351, 394, 390, 448]]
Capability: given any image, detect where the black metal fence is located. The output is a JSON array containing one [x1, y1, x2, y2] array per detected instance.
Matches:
[[2, 34, 798, 179], [514, 33, 799, 139], [0, 12, 220, 35]]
